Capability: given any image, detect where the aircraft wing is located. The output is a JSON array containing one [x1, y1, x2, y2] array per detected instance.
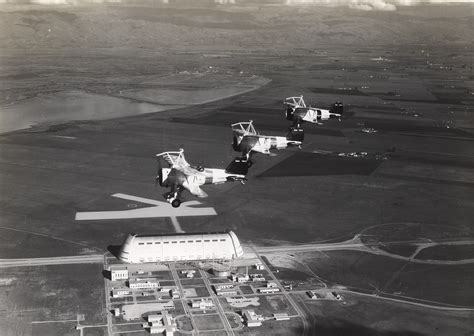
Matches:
[[295, 108, 324, 124], [156, 150, 190, 169], [284, 96, 306, 109], [231, 121, 257, 136], [182, 180, 208, 198], [252, 147, 271, 155]]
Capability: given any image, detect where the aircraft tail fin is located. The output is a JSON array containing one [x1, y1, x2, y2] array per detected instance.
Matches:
[[330, 102, 343, 116], [226, 157, 249, 176], [287, 126, 305, 143]]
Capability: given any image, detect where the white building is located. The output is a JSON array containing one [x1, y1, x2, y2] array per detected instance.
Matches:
[[258, 287, 280, 294], [111, 267, 129, 281], [216, 288, 238, 296], [255, 263, 265, 270], [273, 313, 290, 321], [252, 276, 266, 282], [111, 288, 131, 297], [148, 314, 163, 323], [307, 290, 320, 299], [147, 311, 176, 335], [214, 284, 237, 296], [251, 273, 266, 282], [243, 309, 264, 327], [192, 299, 214, 310], [266, 281, 278, 288], [150, 326, 165, 334], [119, 231, 243, 264], [232, 273, 249, 283], [170, 288, 180, 299], [128, 280, 159, 290], [181, 270, 196, 278], [214, 284, 234, 291]]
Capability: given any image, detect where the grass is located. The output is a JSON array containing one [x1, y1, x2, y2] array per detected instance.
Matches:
[[298, 250, 408, 292], [180, 278, 206, 288], [113, 323, 144, 332], [239, 285, 254, 295], [31, 322, 78, 336], [83, 326, 107, 336], [193, 286, 210, 298], [252, 295, 297, 317], [0, 263, 106, 336], [385, 263, 474, 307], [236, 318, 303, 336], [297, 290, 473, 335], [416, 244, 474, 261], [192, 314, 224, 331], [176, 315, 193, 332]]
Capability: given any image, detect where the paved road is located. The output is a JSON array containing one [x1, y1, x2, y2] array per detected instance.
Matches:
[[0, 254, 104, 268], [169, 263, 200, 336], [254, 236, 474, 265], [1, 236, 472, 268], [254, 235, 366, 254], [199, 269, 235, 336]]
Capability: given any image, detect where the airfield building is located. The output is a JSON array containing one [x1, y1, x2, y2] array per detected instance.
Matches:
[[243, 309, 264, 327], [111, 267, 129, 281], [128, 279, 159, 290], [119, 231, 243, 264]]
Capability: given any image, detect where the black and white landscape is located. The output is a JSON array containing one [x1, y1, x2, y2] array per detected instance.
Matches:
[[0, 1, 472, 335]]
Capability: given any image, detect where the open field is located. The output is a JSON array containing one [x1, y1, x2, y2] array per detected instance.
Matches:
[[192, 314, 224, 331], [416, 244, 474, 261], [83, 326, 107, 336], [293, 291, 472, 336], [385, 263, 474, 307], [235, 318, 303, 336], [31, 322, 79, 336], [0, 264, 106, 336], [281, 250, 474, 307]]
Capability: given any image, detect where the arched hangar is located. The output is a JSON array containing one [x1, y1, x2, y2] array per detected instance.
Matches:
[[119, 230, 243, 263]]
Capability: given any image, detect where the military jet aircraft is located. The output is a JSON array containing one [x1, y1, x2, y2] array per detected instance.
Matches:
[[284, 95, 343, 127], [231, 120, 303, 164], [156, 149, 247, 208]]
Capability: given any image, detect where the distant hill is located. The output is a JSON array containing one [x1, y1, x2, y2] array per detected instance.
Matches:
[[0, 3, 471, 49]]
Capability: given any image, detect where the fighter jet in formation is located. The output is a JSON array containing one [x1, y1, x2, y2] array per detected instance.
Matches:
[[284, 95, 343, 127], [231, 120, 303, 164], [156, 149, 247, 207]]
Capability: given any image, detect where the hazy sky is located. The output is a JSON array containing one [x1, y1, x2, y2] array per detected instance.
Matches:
[[1, 0, 473, 11], [285, 0, 474, 11]]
